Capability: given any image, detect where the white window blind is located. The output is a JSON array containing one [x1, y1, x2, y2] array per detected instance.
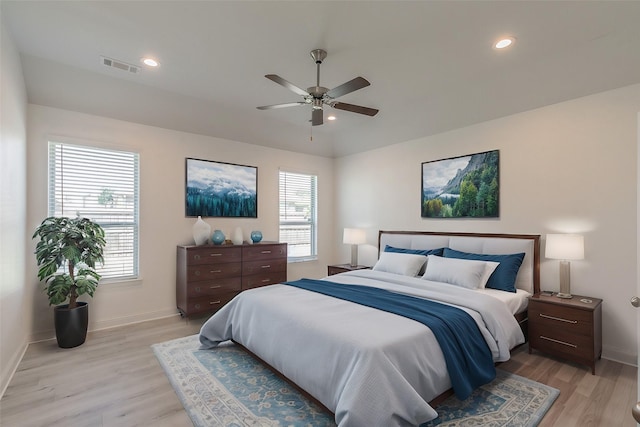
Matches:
[[48, 142, 139, 280], [279, 170, 317, 260]]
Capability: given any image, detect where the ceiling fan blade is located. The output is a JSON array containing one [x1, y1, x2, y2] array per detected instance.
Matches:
[[257, 102, 306, 110], [326, 77, 370, 99], [265, 74, 309, 96], [311, 108, 323, 126], [332, 102, 379, 117]]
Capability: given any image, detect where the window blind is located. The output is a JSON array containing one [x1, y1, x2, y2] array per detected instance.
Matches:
[[279, 170, 317, 260], [48, 142, 139, 280]]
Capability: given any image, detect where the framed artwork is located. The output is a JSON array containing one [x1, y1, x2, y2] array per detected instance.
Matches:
[[185, 158, 257, 217], [421, 150, 499, 218]]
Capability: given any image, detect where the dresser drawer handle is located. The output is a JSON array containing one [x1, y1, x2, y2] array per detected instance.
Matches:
[[261, 279, 271, 283], [210, 269, 222, 274], [194, 255, 201, 261], [261, 264, 271, 269], [539, 313, 577, 324], [210, 253, 222, 257], [261, 250, 272, 254], [540, 335, 577, 348], [209, 300, 221, 305], [210, 285, 221, 289]]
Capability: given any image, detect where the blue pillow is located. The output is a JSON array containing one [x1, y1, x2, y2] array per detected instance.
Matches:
[[385, 245, 444, 257], [442, 248, 525, 293]]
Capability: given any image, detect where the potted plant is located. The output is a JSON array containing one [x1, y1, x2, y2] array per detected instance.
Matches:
[[32, 216, 106, 348]]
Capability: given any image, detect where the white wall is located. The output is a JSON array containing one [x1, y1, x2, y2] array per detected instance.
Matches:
[[335, 84, 640, 365], [25, 105, 334, 340], [0, 15, 29, 395]]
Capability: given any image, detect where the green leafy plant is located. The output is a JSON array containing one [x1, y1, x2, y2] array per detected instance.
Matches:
[[33, 216, 106, 308]]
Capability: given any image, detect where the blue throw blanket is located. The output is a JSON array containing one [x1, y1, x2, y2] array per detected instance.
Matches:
[[283, 279, 495, 400]]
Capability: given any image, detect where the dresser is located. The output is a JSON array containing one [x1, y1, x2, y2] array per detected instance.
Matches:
[[528, 293, 602, 374], [176, 242, 287, 317]]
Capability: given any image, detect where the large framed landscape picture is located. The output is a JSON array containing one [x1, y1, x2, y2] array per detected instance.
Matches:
[[421, 150, 499, 218], [186, 158, 257, 217]]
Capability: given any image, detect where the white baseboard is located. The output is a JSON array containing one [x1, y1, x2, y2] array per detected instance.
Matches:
[[602, 347, 637, 367], [29, 307, 180, 343], [0, 340, 28, 399]]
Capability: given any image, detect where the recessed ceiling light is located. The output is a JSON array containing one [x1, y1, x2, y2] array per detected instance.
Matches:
[[327, 115, 336, 121], [494, 37, 515, 50], [142, 57, 160, 67]]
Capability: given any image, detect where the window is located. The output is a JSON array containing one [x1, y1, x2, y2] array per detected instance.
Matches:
[[279, 170, 317, 261], [48, 141, 139, 280]]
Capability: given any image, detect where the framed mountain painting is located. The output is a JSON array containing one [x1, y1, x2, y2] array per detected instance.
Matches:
[[185, 158, 257, 217], [421, 150, 499, 218]]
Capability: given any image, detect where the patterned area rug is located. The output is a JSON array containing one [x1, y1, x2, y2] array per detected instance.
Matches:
[[152, 335, 559, 427]]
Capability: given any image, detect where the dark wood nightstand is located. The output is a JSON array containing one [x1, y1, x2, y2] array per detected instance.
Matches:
[[528, 293, 602, 374], [327, 264, 370, 276]]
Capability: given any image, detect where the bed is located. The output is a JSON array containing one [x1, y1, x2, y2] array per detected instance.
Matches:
[[199, 230, 540, 426]]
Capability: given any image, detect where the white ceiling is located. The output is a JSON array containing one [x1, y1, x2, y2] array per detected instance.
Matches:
[[3, 1, 640, 158]]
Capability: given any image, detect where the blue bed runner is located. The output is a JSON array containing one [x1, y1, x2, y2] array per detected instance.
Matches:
[[283, 279, 495, 400]]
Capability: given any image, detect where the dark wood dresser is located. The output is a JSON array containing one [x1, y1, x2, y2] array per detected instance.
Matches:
[[176, 242, 287, 317], [528, 293, 602, 374]]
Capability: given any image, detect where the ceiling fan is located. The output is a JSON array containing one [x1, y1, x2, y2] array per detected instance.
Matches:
[[257, 49, 379, 126]]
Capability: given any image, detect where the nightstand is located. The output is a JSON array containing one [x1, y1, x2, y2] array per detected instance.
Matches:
[[528, 293, 602, 374], [327, 264, 370, 276]]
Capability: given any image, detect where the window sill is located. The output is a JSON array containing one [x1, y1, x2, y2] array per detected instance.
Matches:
[[288, 256, 318, 264], [99, 277, 143, 289]]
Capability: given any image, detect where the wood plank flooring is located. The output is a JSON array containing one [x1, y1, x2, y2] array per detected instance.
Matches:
[[1, 315, 636, 426]]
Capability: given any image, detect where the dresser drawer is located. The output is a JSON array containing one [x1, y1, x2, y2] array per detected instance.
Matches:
[[186, 247, 242, 265], [242, 271, 287, 290], [243, 244, 287, 261], [242, 258, 287, 276], [529, 301, 592, 337], [186, 292, 239, 315], [187, 262, 242, 281], [186, 277, 241, 297]]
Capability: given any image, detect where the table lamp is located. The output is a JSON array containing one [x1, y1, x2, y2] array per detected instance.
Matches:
[[343, 228, 366, 267], [545, 234, 584, 299]]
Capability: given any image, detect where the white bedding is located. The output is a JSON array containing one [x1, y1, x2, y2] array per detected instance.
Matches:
[[199, 270, 525, 426], [476, 288, 531, 315]]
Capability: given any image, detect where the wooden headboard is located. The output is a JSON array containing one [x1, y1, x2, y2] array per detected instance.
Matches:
[[378, 230, 540, 295]]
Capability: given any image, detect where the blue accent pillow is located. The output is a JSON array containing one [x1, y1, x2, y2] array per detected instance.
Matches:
[[385, 245, 444, 257], [442, 248, 525, 293]]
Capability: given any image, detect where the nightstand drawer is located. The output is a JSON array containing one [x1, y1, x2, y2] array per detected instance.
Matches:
[[529, 323, 594, 360], [529, 302, 592, 337]]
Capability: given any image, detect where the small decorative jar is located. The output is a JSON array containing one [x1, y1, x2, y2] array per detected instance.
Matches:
[[231, 227, 244, 245], [211, 229, 225, 245], [250, 230, 263, 243]]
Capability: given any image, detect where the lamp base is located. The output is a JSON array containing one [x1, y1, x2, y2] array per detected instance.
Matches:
[[556, 292, 573, 299]]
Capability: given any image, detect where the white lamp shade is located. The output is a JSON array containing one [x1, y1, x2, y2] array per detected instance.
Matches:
[[343, 228, 366, 245], [545, 234, 584, 260]]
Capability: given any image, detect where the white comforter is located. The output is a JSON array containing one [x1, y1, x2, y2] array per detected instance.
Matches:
[[199, 270, 524, 426]]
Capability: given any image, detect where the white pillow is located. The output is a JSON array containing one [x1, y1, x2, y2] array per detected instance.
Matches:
[[479, 261, 500, 288], [372, 252, 427, 277], [422, 255, 495, 289]]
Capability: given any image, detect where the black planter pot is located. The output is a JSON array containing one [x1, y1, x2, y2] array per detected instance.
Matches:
[[54, 302, 89, 348]]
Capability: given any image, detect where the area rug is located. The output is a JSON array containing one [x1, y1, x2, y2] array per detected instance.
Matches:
[[152, 335, 559, 427]]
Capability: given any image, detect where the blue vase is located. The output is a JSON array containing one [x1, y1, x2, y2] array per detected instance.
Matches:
[[211, 229, 225, 245], [250, 230, 263, 243]]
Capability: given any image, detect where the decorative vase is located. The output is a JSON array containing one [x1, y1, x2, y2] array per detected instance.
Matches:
[[231, 227, 244, 245], [211, 229, 225, 245], [192, 216, 211, 246], [250, 230, 263, 243]]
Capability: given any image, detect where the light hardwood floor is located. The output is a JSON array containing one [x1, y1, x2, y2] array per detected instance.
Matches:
[[1, 315, 637, 426]]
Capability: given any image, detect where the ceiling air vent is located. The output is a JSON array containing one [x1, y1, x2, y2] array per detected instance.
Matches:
[[101, 56, 140, 74]]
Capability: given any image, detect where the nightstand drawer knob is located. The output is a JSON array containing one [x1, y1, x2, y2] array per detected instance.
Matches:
[[540, 335, 577, 348], [539, 313, 578, 324]]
